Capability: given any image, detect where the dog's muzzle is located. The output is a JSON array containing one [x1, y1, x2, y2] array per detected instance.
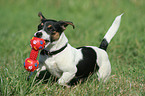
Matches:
[[34, 31, 50, 48]]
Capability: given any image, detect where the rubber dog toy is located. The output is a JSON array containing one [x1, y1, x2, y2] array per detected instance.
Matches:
[[24, 37, 45, 72]]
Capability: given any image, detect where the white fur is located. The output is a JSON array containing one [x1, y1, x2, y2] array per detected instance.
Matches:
[[32, 14, 123, 86], [104, 13, 123, 43]]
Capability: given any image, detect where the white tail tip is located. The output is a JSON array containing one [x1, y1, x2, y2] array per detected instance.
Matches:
[[104, 13, 123, 43]]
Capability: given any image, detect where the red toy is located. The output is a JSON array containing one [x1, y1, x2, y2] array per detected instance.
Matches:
[[24, 37, 45, 72]]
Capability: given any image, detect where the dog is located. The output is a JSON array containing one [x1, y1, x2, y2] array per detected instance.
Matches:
[[28, 12, 123, 87]]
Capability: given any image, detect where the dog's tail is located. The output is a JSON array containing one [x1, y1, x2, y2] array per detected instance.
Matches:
[[99, 13, 123, 51]]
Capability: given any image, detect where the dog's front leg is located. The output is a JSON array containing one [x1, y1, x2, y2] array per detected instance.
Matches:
[[36, 65, 46, 77], [58, 71, 76, 87], [27, 65, 46, 81]]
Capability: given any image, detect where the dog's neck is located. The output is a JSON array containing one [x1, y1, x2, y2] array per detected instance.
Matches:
[[45, 32, 68, 52]]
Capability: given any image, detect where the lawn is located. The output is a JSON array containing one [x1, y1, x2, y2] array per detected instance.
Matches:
[[0, 0, 144, 95]]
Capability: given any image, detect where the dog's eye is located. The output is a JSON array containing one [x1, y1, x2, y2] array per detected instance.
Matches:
[[47, 27, 52, 31]]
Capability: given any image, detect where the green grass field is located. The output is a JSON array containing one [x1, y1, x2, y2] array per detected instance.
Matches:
[[0, 0, 144, 95]]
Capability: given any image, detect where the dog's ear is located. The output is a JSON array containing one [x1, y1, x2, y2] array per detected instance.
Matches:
[[58, 21, 75, 31], [38, 12, 46, 20]]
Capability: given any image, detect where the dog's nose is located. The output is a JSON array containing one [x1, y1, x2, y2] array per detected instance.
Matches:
[[35, 32, 42, 38]]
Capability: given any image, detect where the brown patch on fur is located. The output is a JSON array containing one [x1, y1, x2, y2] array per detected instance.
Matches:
[[51, 31, 60, 41], [48, 25, 52, 28]]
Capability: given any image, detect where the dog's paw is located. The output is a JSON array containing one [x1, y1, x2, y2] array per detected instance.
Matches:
[[58, 79, 71, 88], [36, 71, 40, 77], [60, 83, 71, 88], [65, 85, 71, 88]]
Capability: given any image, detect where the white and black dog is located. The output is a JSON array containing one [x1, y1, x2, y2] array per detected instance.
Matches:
[[28, 12, 123, 87]]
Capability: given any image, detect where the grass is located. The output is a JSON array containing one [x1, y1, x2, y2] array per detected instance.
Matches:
[[0, 0, 145, 95]]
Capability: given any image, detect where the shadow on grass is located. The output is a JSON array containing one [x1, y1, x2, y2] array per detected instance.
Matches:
[[33, 70, 92, 86]]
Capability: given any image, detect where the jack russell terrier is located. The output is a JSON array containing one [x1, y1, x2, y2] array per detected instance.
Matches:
[[28, 12, 123, 87]]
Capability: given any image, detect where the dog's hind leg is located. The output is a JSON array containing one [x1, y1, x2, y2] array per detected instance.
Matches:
[[58, 68, 77, 87], [97, 59, 111, 82]]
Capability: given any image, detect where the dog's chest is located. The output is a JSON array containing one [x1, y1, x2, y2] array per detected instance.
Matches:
[[44, 58, 62, 77]]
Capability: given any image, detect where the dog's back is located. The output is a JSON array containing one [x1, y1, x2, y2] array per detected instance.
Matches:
[[73, 14, 123, 83]]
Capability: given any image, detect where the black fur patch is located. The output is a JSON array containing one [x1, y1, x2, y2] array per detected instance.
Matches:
[[99, 39, 108, 51], [75, 47, 99, 78]]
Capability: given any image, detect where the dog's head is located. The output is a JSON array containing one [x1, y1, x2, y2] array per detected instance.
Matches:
[[34, 12, 75, 47]]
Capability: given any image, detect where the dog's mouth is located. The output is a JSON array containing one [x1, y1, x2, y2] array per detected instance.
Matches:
[[45, 40, 50, 43], [44, 39, 50, 48]]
